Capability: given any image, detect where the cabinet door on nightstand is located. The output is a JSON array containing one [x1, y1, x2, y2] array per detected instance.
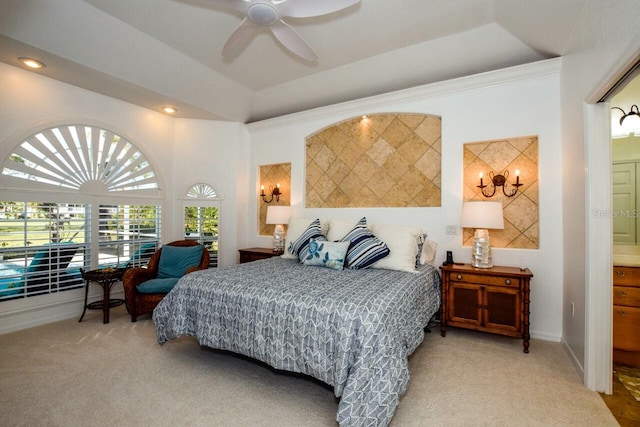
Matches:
[[449, 283, 482, 326], [485, 286, 520, 332]]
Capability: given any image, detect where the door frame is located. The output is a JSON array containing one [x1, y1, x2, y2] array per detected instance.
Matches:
[[585, 101, 613, 393], [584, 48, 640, 394]]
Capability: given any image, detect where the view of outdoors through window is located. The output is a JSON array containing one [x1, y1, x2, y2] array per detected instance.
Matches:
[[184, 205, 219, 268], [98, 204, 160, 269], [0, 201, 160, 301]]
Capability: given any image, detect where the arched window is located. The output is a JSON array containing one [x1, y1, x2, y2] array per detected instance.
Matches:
[[0, 125, 161, 301], [183, 184, 219, 268], [3, 124, 158, 192], [187, 183, 217, 199]]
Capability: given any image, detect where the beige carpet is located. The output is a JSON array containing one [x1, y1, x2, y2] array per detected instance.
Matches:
[[0, 306, 618, 427]]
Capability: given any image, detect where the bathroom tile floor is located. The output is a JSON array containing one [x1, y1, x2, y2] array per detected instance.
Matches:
[[600, 368, 640, 426]]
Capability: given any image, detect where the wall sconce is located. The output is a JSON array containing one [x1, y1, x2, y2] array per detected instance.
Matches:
[[477, 170, 522, 198], [613, 105, 640, 126], [260, 183, 281, 203], [612, 105, 640, 137]]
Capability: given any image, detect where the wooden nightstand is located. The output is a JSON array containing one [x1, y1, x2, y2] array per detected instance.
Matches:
[[238, 247, 281, 264], [440, 263, 533, 353]]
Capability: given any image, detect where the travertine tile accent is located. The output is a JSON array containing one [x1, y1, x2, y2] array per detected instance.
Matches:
[[306, 113, 441, 208], [259, 163, 291, 236], [463, 136, 539, 249]]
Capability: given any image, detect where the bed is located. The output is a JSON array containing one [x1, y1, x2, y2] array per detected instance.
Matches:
[[153, 255, 440, 426]]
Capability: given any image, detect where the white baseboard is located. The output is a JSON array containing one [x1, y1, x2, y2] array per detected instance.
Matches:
[[562, 336, 585, 380], [530, 330, 561, 342], [0, 288, 125, 335]]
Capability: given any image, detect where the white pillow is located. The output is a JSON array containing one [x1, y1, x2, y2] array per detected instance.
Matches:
[[369, 224, 425, 273], [326, 218, 357, 241], [420, 238, 438, 266], [281, 217, 328, 259]]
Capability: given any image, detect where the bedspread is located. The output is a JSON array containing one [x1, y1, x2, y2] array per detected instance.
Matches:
[[153, 257, 441, 426]]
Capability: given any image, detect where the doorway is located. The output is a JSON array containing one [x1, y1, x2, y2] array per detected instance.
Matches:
[[607, 72, 640, 419]]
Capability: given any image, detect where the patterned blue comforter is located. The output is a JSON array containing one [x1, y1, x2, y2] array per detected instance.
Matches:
[[153, 257, 441, 426]]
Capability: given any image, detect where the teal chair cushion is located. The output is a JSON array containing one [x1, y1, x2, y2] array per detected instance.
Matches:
[[157, 245, 204, 279], [136, 277, 180, 294]]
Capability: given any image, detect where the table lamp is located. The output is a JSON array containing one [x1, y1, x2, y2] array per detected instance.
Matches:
[[266, 205, 291, 253], [461, 201, 504, 268]]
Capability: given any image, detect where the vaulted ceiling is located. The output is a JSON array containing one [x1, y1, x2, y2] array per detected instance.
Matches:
[[0, 0, 588, 123]]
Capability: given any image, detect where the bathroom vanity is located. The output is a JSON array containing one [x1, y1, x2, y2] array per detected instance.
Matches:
[[612, 247, 640, 368]]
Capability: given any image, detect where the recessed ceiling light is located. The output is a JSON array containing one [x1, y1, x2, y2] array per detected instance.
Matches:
[[18, 57, 46, 69], [162, 106, 177, 114]]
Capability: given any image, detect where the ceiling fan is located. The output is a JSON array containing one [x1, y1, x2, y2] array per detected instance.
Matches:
[[207, 0, 360, 61]]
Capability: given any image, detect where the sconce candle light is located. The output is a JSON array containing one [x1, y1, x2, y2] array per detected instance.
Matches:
[[612, 105, 640, 137], [477, 170, 523, 198], [260, 183, 281, 203]]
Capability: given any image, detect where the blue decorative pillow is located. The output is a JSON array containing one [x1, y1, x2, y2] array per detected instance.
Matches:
[[287, 218, 327, 262], [302, 239, 349, 270], [339, 217, 390, 269], [157, 244, 204, 279]]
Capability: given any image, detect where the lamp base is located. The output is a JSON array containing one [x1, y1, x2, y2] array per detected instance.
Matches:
[[470, 228, 492, 268], [272, 224, 285, 253]]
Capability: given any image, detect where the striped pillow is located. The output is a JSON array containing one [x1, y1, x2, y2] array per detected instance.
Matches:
[[287, 218, 327, 262], [339, 217, 390, 269]]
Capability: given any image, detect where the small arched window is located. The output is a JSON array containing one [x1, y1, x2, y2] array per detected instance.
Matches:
[[183, 184, 219, 268], [186, 183, 217, 199]]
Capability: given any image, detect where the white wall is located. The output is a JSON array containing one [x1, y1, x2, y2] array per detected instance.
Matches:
[[0, 62, 248, 332], [247, 60, 563, 341], [172, 119, 250, 267]]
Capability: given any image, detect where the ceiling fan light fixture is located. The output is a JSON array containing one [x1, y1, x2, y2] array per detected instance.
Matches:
[[212, 0, 360, 60], [247, 4, 279, 26]]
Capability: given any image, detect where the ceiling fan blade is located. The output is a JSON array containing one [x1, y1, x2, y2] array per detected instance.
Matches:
[[270, 20, 317, 61], [203, 0, 248, 14], [222, 18, 258, 58], [278, 0, 360, 18]]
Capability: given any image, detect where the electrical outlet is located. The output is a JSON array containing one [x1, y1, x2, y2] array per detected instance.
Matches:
[[445, 225, 457, 235], [571, 301, 575, 317]]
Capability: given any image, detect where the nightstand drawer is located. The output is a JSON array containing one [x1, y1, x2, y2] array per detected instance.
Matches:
[[448, 272, 520, 288]]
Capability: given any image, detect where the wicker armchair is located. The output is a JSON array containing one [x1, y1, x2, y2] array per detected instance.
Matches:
[[122, 240, 209, 322]]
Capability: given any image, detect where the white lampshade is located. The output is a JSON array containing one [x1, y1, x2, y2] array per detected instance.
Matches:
[[461, 201, 504, 230], [266, 205, 291, 225]]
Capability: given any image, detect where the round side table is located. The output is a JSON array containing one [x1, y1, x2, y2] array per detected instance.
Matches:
[[78, 267, 128, 324]]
